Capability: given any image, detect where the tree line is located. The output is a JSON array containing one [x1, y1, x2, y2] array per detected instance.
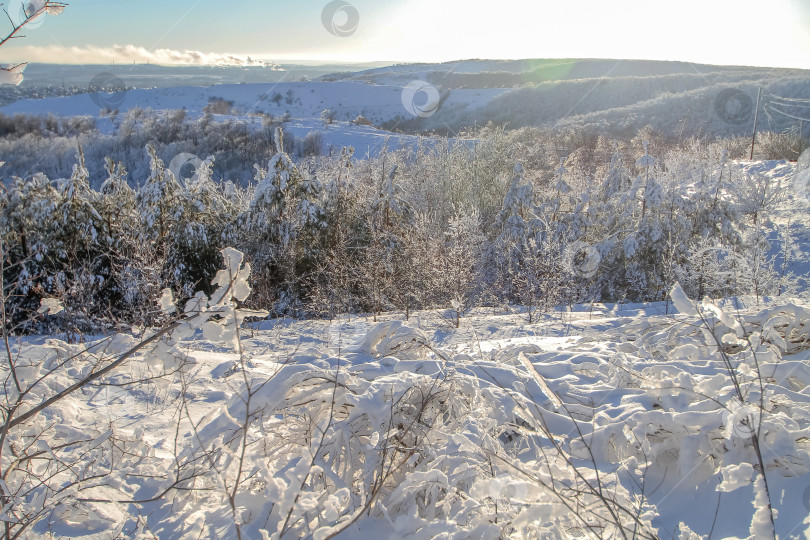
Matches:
[[0, 124, 792, 332]]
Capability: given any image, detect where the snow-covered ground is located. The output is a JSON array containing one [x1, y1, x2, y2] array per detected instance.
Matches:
[[0, 77, 496, 162], [736, 159, 810, 293], [0, 79, 506, 127], [5, 248, 810, 539]]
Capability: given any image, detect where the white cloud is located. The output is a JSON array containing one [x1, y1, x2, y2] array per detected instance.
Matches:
[[0, 44, 279, 67]]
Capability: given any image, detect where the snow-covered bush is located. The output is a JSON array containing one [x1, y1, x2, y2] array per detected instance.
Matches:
[[154, 316, 661, 539], [0, 125, 797, 329], [320, 108, 336, 126], [0, 247, 265, 537], [300, 130, 324, 157]]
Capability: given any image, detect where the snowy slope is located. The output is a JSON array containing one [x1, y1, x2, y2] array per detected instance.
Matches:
[[10, 292, 809, 539], [280, 118, 460, 158], [0, 80, 507, 127]]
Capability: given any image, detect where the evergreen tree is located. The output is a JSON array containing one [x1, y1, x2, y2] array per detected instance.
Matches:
[[137, 144, 182, 251], [601, 141, 631, 200], [169, 156, 237, 298], [247, 128, 324, 313], [0, 173, 60, 330]]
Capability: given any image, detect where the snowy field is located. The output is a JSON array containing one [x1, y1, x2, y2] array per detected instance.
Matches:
[[0, 79, 506, 130], [0, 77, 508, 137], [3, 226, 810, 539]]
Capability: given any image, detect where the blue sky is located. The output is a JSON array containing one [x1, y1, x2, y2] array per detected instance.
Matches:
[[1, 0, 809, 68]]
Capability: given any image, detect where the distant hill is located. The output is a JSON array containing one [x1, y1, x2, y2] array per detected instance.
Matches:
[[343, 59, 810, 139], [2, 58, 809, 142]]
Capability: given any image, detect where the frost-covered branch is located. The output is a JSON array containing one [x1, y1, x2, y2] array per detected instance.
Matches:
[[0, 1, 67, 85]]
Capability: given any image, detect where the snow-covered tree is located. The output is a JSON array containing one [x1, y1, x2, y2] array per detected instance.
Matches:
[[94, 158, 148, 320], [491, 163, 540, 302], [306, 147, 365, 316], [732, 169, 784, 227], [168, 156, 239, 299], [47, 148, 108, 328], [137, 144, 182, 249], [98, 158, 136, 236], [246, 128, 324, 313], [442, 208, 485, 326], [54, 147, 100, 257], [396, 210, 442, 318], [601, 141, 631, 200], [358, 163, 412, 319], [0, 172, 60, 329], [320, 108, 336, 126]]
